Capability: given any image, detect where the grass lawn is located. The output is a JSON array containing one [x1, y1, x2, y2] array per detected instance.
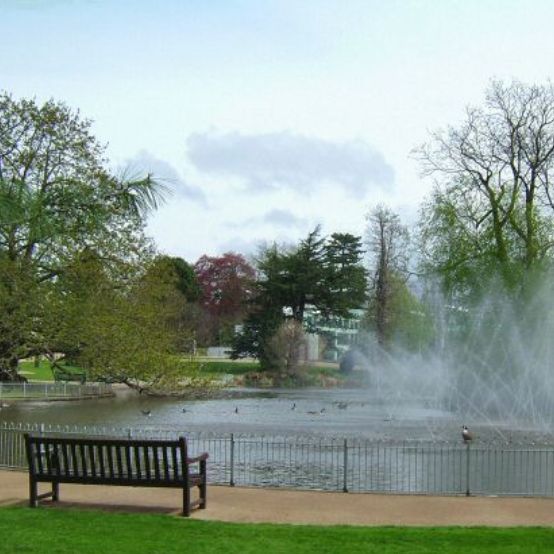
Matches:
[[198, 360, 344, 381], [18, 360, 84, 382], [198, 360, 260, 375], [18, 358, 344, 384], [0, 507, 552, 554]]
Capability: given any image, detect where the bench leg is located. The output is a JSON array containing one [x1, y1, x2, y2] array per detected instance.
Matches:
[[199, 462, 207, 509], [182, 486, 191, 517], [199, 482, 207, 509], [52, 481, 59, 502], [29, 477, 38, 508]]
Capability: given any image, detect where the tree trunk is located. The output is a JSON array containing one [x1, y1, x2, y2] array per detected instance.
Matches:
[[524, 192, 539, 268], [375, 221, 389, 347], [0, 355, 26, 382]]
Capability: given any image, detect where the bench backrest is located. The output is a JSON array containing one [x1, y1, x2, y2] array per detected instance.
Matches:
[[24, 434, 190, 484]]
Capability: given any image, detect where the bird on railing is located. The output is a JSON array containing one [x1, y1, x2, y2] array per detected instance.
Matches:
[[462, 425, 473, 442], [291, 402, 296, 410], [234, 406, 239, 414], [141, 409, 152, 417], [182, 408, 187, 413]]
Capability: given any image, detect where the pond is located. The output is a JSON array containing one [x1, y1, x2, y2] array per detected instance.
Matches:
[[1, 384, 550, 445]]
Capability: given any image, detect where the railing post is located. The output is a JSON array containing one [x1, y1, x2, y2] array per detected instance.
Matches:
[[230, 433, 235, 487], [465, 442, 471, 497], [23, 382, 26, 398], [343, 438, 348, 493]]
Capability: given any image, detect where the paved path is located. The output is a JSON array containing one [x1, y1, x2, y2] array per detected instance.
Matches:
[[2, 469, 554, 526]]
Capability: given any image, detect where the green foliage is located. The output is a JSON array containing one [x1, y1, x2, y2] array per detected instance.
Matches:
[[365, 205, 413, 349], [196, 360, 259, 375], [232, 227, 367, 369], [42, 252, 215, 394], [417, 182, 534, 301], [230, 304, 283, 368], [150, 255, 201, 302], [258, 227, 367, 321], [364, 273, 434, 351], [0, 257, 40, 379], [387, 278, 434, 351], [1, 507, 553, 554], [322, 232, 368, 317], [0, 92, 167, 382], [416, 80, 554, 301]]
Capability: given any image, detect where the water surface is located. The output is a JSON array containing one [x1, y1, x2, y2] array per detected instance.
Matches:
[[2, 386, 551, 445]]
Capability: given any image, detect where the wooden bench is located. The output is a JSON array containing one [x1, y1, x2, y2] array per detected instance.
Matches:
[[24, 434, 208, 516]]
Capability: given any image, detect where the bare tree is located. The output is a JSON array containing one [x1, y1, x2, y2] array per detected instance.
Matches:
[[267, 319, 307, 375], [365, 205, 410, 347], [416, 80, 554, 280]]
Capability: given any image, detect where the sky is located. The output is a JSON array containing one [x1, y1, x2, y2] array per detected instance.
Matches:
[[2, 0, 554, 263]]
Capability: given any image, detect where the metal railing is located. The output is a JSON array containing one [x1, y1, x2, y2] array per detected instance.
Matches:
[[0, 382, 113, 401], [1, 421, 554, 497]]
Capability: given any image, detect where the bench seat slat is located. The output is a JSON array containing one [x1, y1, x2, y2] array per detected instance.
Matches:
[[171, 447, 179, 481], [107, 445, 115, 478], [125, 445, 132, 479], [133, 445, 141, 479], [89, 444, 97, 477], [61, 443, 70, 475], [36, 443, 44, 475], [116, 445, 123, 478], [153, 446, 161, 480], [98, 445, 106, 478], [70, 443, 79, 476], [143, 445, 151, 480], [162, 447, 169, 480], [80, 444, 88, 476]]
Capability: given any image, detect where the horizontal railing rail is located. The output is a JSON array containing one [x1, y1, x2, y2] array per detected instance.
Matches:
[[1, 421, 553, 497]]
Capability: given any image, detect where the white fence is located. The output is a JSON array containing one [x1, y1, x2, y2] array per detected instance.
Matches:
[[0, 382, 113, 401]]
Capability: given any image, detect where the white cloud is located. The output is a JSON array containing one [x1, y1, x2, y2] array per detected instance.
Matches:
[[186, 131, 394, 198], [263, 208, 307, 228], [226, 208, 308, 230], [216, 236, 262, 259]]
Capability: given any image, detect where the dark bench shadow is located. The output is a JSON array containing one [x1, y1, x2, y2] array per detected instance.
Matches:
[[33, 499, 180, 516]]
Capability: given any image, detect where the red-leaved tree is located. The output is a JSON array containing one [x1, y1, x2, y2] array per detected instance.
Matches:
[[193, 253, 256, 345]]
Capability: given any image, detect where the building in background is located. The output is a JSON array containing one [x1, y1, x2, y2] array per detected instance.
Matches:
[[303, 307, 365, 362]]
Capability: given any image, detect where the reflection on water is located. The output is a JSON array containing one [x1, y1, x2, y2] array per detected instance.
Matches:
[[2, 386, 552, 445]]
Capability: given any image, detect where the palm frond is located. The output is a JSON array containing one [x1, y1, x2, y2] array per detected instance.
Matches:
[[111, 169, 170, 217]]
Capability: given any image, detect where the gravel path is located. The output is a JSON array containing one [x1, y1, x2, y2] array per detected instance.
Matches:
[[1, 469, 554, 526]]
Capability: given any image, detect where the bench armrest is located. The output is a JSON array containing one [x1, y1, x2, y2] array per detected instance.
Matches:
[[187, 452, 209, 464]]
